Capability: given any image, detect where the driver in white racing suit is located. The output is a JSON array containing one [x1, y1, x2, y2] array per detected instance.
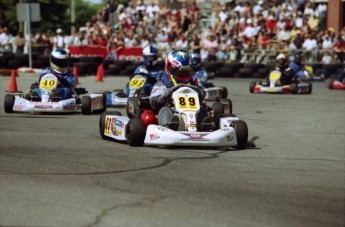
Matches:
[[149, 50, 209, 130]]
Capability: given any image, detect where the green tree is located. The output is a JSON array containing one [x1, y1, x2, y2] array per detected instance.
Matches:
[[0, 0, 102, 35]]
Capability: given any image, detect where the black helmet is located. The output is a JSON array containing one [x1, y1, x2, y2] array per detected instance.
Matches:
[[191, 52, 202, 70], [50, 49, 70, 73]]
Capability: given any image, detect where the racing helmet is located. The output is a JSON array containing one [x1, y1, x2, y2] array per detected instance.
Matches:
[[165, 49, 193, 84], [191, 52, 202, 70], [143, 46, 158, 66], [50, 49, 70, 73], [141, 109, 157, 127], [276, 53, 287, 68]]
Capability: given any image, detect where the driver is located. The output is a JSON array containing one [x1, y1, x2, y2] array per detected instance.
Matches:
[[283, 53, 306, 85], [106, 45, 164, 106], [31, 49, 77, 101], [191, 51, 208, 87], [149, 49, 208, 129]]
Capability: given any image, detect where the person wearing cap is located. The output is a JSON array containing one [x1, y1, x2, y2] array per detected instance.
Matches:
[[53, 28, 65, 49]]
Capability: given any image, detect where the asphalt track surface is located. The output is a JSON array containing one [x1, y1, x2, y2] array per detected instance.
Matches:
[[0, 73, 344, 227]]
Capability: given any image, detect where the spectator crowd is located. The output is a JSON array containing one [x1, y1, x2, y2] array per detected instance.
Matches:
[[0, 0, 344, 64]]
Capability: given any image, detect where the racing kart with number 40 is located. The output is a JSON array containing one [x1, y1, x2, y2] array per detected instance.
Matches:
[[4, 73, 107, 114], [99, 84, 247, 149]]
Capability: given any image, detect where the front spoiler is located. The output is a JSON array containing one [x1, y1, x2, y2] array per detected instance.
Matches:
[[144, 125, 238, 147]]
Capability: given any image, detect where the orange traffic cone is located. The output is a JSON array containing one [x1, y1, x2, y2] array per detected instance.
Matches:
[[95, 64, 104, 82], [8, 70, 18, 92], [73, 66, 79, 84]]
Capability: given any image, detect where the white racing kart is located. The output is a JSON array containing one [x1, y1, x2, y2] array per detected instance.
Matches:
[[99, 84, 248, 149], [250, 70, 312, 94], [4, 73, 107, 115], [108, 72, 229, 107]]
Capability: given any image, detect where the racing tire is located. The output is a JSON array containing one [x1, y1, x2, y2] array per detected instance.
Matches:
[[231, 120, 248, 149], [307, 82, 312, 94], [81, 96, 92, 115], [328, 79, 334, 89], [219, 86, 228, 99], [93, 93, 107, 114], [221, 99, 232, 115], [4, 94, 15, 113], [250, 81, 261, 93], [99, 111, 122, 140], [126, 118, 146, 147], [127, 97, 140, 118], [291, 83, 299, 94], [212, 102, 224, 123]]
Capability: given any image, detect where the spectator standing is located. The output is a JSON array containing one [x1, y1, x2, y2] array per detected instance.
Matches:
[[190, 34, 202, 54], [14, 31, 26, 54], [0, 27, 13, 53], [302, 34, 318, 62], [203, 34, 218, 62], [53, 28, 65, 49]]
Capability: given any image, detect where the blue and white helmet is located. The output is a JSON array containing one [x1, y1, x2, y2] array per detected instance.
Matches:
[[50, 49, 70, 73], [165, 49, 192, 83], [143, 46, 158, 66]]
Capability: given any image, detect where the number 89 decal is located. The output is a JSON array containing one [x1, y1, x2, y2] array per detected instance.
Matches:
[[177, 96, 198, 109]]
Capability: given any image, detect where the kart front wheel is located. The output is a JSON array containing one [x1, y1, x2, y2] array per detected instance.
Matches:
[[221, 98, 232, 115], [4, 94, 15, 113], [93, 93, 107, 114], [231, 120, 248, 149], [212, 101, 224, 122], [126, 118, 146, 147], [81, 96, 92, 115], [250, 81, 261, 93]]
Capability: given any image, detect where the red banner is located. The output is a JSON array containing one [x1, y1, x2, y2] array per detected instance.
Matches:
[[68, 46, 109, 59], [116, 47, 143, 61], [68, 46, 143, 61]]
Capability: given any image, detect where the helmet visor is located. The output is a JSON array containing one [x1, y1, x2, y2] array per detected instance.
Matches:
[[144, 55, 158, 62], [51, 57, 69, 69], [168, 64, 192, 78]]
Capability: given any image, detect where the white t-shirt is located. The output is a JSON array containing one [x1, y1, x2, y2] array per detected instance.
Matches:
[[303, 38, 317, 51]]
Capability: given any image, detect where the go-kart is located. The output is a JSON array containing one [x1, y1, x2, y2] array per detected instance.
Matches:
[[99, 84, 247, 149], [4, 73, 107, 114], [203, 81, 228, 101], [327, 78, 345, 90], [250, 70, 312, 94], [106, 72, 157, 107]]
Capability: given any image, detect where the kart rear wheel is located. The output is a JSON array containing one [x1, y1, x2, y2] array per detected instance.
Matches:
[[81, 96, 92, 115], [221, 98, 232, 115], [291, 83, 299, 94], [126, 118, 146, 147], [4, 94, 15, 113], [307, 82, 312, 94], [219, 86, 228, 99], [99, 111, 122, 139], [231, 120, 248, 149], [93, 93, 107, 114], [212, 101, 224, 123]]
